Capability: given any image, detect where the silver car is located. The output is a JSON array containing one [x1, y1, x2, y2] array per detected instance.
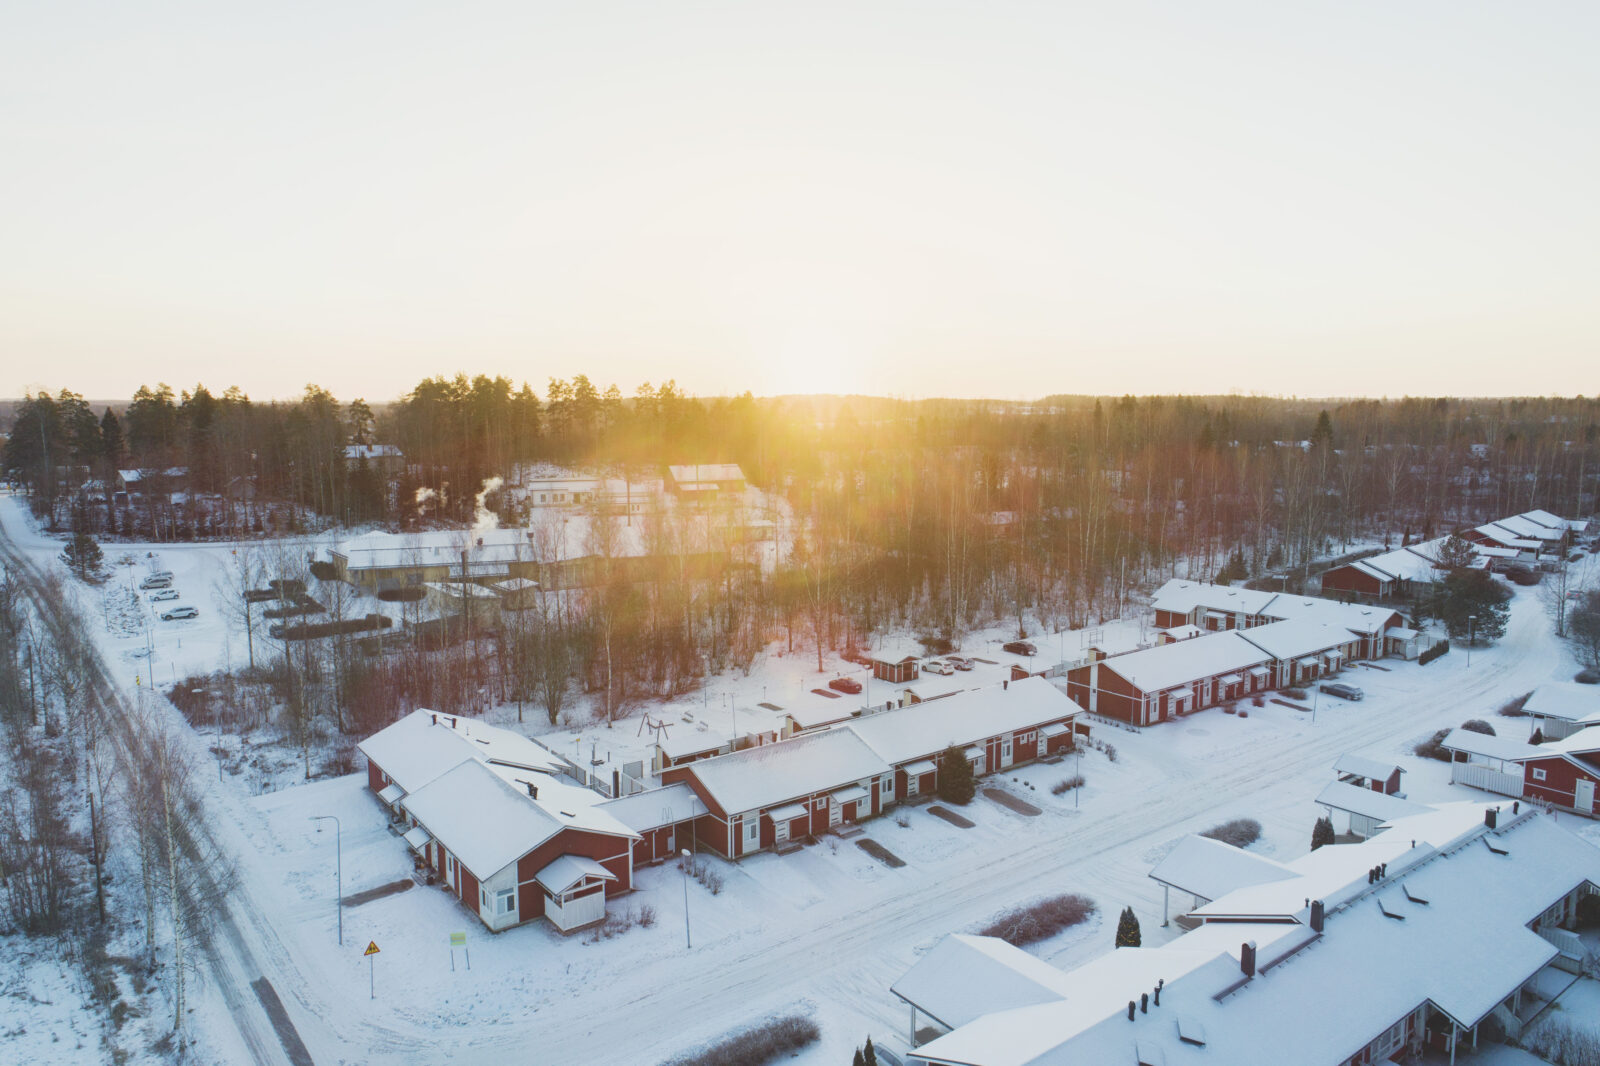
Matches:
[[160, 606, 199, 621]]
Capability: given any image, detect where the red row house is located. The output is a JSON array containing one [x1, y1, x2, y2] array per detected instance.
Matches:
[[661, 728, 893, 858], [1513, 732, 1600, 819], [598, 782, 708, 866], [1065, 630, 1274, 726], [661, 678, 1082, 858], [359, 709, 639, 934], [401, 760, 639, 934], [845, 678, 1081, 805], [1150, 580, 1402, 661], [1066, 617, 1372, 726]]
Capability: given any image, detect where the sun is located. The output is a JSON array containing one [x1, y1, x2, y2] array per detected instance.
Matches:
[[762, 328, 862, 397]]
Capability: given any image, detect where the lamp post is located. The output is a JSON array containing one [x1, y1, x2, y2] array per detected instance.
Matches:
[[679, 848, 692, 949], [310, 815, 342, 945]]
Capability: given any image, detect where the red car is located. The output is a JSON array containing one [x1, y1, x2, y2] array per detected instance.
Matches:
[[828, 677, 863, 694]]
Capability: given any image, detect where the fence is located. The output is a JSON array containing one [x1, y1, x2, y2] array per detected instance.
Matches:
[[1450, 761, 1525, 798]]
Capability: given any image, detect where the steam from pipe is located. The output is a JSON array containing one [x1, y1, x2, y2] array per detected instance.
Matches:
[[473, 477, 503, 533]]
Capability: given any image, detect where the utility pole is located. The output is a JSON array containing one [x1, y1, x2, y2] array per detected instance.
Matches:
[[310, 816, 343, 945]]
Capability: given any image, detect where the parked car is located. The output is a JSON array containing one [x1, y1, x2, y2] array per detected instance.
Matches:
[[1319, 682, 1364, 701], [924, 660, 954, 675], [160, 606, 199, 621], [946, 656, 973, 671], [1002, 640, 1036, 656], [139, 575, 172, 590], [149, 589, 180, 602], [828, 677, 863, 694]]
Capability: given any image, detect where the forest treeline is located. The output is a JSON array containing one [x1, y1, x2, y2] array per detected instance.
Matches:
[[4, 380, 1598, 710]]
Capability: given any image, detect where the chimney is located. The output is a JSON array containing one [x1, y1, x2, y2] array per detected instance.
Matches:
[[1140, 993, 1148, 1014], [431, 713, 437, 725], [1153, 979, 1163, 1006], [1310, 900, 1325, 932], [612, 769, 621, 797], [526, 782, 538, 799], [1512, 801, 1520, 815], [1128, 1001, 1136, 1022], [450, 716, 457, 730], [1379, 863, 1387, 879], [1003, 679, 1009, 690], [1240, 941, 1257, 977], [1485, 807, 1498, 830]]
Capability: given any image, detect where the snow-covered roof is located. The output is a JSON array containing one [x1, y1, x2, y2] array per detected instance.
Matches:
[[656, 725, 732, 760], [332, 523, 650, 572], [1527, 729, 1600, 758], [1518, 508, 1585, 532], [1255, 595, 1399, 637], [1149, 580, 1399, 636], [678, 728, 891, 815], [1341, 538, 1453, 584], [1490, 514, 1564, 540], [357, 709, 564, 796], [1315, 780, 1428, 823], [1150, 579, 1277, 618], [785, 699, 860, 731], [891, 934, 1078, 1031], [599, 782, 708, 832], [845, 678, 1076, 767], [667, 463, 745, 484], [534, 854, 616, 894], [492, 577, 540, 592], [1147, 835, 1294, 902], [1523, 683, 1600, 725], [907, 805, 1600, 1066], [400, 760, 631, 881], [1160, 623, 1202, 640], [1333, 753, 1403, 783], [1440, 728, 1543, 763], [1473, 523, 1543, 550], [1236, 618, 1357, 661], [1096, 631, 1273, 694]]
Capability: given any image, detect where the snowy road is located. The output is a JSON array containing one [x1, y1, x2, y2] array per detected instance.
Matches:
[[1, 493, 1579, 1065]]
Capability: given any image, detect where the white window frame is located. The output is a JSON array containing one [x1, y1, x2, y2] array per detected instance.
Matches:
[[1532, 767, 1548, 782], [880, 776, 893, 798], [496, 888, 516, 915], [744, 818, 759, 848]]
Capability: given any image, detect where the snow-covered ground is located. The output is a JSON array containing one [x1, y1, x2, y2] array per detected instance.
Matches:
[[3, 491, 1596, 1066]]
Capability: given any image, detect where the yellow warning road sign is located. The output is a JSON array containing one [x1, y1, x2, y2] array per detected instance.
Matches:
[[364, 941, 381, 956]]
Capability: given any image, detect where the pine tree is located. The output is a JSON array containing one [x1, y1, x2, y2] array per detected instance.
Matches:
[[937, 744, 976, 806], [61, 530, 104, 580], [1311, 815, 1336, 851], [863, 1037, 878, 1066], [1115, 905, 1141, 948], [1530, 728, 1545, 745]]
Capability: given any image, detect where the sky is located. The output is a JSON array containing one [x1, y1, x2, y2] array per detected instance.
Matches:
[[3, 1, 1598, 404]]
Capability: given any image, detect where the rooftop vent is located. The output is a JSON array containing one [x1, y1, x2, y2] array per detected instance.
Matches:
[[1377, 896, 1406, 921], [1485, 806, 1499, 830], [1240, 941, 1257, 977], [1402, 884, 1429, 906], [1484, 837, 1509, 857], [1310, 899, 1325, 932]]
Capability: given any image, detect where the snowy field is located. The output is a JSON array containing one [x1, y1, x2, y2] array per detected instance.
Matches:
[[3, 492, 1598, 1066]]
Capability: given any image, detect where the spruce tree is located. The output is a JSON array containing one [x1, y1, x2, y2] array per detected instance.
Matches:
[[853, 1051, 865, 1066], [61, 530, 104, 580], [1311, 815, 1336, 851], [863, 1037, 878, 1066], [937, 744, 976, 805], [1115, 905, 1141, 948]]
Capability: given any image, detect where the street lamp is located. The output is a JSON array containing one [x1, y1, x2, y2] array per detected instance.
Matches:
[[309, 815, 342, 945], [679, 848, 692, 949]]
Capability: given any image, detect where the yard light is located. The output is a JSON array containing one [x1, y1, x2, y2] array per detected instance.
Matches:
[[680, 848, 692, 950], [309, 815, 342, 945]]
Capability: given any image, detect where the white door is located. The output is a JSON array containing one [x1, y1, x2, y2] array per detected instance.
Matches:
[[1577, 778, 1596, 813], [744, 818, 759, 851], [828, 801, 843, 828], [774, 819, 789, 844], [1000, 738, 1013, 769]]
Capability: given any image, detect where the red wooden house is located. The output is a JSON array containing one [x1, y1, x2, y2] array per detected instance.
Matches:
[[1512, 732, 1600, 818]]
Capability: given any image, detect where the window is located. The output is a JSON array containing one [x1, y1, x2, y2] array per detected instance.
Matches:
[[1532, 768, 1548, 782], [480, 889, 488, 908], [880, 776, 893, 796], [497, 889, 516, 915]]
